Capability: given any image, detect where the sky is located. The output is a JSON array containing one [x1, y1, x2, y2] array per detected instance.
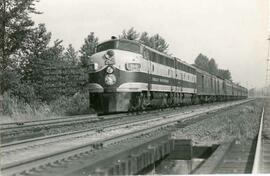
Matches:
[[32, 0, 269, 89]]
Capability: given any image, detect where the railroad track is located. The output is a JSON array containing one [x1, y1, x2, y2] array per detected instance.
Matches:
[[0, 101, 243, 144], [1, 110, 181, 155], [0, 114, 98, 130], [0, 104, 203, 131], [0, 99, 252, 176], [0, 109, 178, 144]]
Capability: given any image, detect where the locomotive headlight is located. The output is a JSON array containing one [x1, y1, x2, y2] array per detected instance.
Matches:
[[105, 74, 116, 85], [105, 50, 114, 59], [106, 66, 114, 74]]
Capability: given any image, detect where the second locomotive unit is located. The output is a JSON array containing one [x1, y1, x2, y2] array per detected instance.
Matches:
[[88, 38, 247, 113]]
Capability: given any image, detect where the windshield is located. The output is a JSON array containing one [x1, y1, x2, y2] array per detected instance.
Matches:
[[97, 41, 116, 52], [118, 40, 140, 53], [96, 40, 141, 54]]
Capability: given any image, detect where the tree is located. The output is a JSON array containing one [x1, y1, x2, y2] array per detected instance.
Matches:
[[218, 69, 232, 80], [45, 39, 65, 64], [18, 23, 66, 101], [119, 28, 170, 53], [79, 32, 98, 68], [0, 0, 41, 70], [139, 32, 150, 46], [194, 53, 209, 71], [194, 53, 232, 80], [119, 27, 140, 40], [1, 23, 53, 101], [139, 32, 169, 53], [20, 24, 51, 83], [148, 34, 169, 53], [208, 58, 218, 75], [64, 44, 78, 65], [139, 31, 150, 46], [0, 0, 41, 94], [38, 39, 67, 101]]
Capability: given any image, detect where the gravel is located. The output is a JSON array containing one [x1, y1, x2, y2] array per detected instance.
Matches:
[[172, 100, 263, 145]]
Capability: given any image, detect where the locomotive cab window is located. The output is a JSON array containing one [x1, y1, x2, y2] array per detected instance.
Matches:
[[97, 40, 141, 54], [97, 41, 116, 52], [118, 40, 140, 53]]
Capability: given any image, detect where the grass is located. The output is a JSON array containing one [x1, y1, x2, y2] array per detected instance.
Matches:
[[0, 91, 94, 123]]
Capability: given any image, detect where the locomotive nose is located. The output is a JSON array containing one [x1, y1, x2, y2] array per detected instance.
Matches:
[[88, 50, 116, 72]]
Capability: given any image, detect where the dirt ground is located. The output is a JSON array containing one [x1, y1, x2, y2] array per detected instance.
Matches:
[[172, 99, 264, 145]]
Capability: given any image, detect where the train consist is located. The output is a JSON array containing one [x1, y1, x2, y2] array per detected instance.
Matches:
[[88, 38, 248, 113]]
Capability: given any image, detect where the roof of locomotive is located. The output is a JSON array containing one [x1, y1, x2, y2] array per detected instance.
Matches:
[[98, 38, 174, 59]]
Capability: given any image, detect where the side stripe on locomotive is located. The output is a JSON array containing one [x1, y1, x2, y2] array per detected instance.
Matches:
[[87, 82, 197, 93], [88, 66, 197, 88], [117, 82, 196, 93], [89, 66, 196, 93]]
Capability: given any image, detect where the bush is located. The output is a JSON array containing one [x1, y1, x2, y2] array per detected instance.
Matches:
[[14, 82, 38, 103], [1, 90, 94, 122], [2, 91, 52, 121], [49, 91, 93, 115]]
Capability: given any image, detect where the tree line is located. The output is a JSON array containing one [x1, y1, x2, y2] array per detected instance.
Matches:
[[194, 53, 232, 80], [0, 0, 99, 103]]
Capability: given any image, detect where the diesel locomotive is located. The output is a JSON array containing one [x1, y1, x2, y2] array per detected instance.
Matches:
[[88, 38, 248, 113]]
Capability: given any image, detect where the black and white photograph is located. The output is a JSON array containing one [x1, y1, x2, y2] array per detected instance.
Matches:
[[0, 0, 269, 175]]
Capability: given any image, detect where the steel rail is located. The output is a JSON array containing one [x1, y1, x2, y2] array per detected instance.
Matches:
[[252, 106, 265, 173], [0, 114, 99, 126], [0, 114, 110, 131]]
